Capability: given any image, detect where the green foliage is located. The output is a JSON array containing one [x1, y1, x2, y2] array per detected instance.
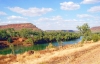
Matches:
[[0, 28, 80, 45], [46, 43, 54, 49], [86, 36, 92, 41], [81, 37, 85, 43], [0, 29, 10, 40], [19, 29, 33, 38], [77, 23, 100, 43], [77, 23, 91, 36], [9, 43, 15, 54], [24, 38, 34, 45], [92, 34, 99, 42], [7, 36, 15, 54], [7, 37, 13, 43], [77, 23, 92, 43], [6, 28, 16, 37]]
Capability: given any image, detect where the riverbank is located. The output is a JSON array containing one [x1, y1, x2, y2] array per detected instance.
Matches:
[[0, 37, 81, 55], [0, 41, 100, 64]]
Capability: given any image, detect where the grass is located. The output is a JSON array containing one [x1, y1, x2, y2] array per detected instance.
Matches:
[[1, 40, 100, 64]]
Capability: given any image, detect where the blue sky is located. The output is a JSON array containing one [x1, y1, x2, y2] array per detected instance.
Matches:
[[0, 0, 100, 30]]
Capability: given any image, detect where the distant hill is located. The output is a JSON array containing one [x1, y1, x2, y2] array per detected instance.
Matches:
[[45, 30, 76, 32], [91, 26, 100, 33], [0, 23, 41, 31]]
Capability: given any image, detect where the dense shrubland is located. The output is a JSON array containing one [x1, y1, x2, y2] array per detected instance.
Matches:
[[0, 28, 80, 45], [0, 28, 80, 54], [0, 23, 100, 45], [1, 23, 100, 55]]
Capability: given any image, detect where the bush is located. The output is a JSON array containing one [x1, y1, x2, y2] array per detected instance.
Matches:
[[7, 37, 13, 43], [24, 38, 34, 45], [81, 36, 86, 43], [92, 34, 99, 42], [86, 36, 92, 41], [46, 43, 54, 49]]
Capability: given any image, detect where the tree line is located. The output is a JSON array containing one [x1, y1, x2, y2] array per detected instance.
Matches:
[[0, 28, 80, 45]]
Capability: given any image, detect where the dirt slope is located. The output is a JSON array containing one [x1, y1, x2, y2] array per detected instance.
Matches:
[[43, 42, 100, 64], [1, 41, 100, 64]]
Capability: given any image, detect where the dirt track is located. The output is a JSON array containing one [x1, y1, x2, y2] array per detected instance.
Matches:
[[1, 41, 100, 64], [43, 42, 100, 64]]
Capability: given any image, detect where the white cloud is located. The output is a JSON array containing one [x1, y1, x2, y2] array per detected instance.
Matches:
[[60, 2, 80, 10], [33, 16, 82, 30], [0, 21, 13, 25], [7, 15, 27, 21], [52, 16, 63, 20], [94, 16, 100, 21], [33, 15, 100, 30], [7, 15, 27, 23], [35, 16, 64, 22], [0, 11, 7, 16], [77, 14, 93, 18], [0, 15, 28, 25], [88, 6, 100, 13], [81, 0, 100, 4], [0, 20, 27, 25], [8, 7, 53, 17]]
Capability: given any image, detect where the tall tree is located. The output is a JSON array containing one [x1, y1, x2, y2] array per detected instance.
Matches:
[[77, 23, 91, 42], [7, 37, 15, 55], [19, 29, 33, 38], [7, 28, 16, 37], [77, 23, 91, 35]]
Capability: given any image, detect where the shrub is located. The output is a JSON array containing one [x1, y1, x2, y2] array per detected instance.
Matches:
[[81, 37, 85, 43], [7, 37, 13, 43], [46, 43, 54, 49], [24, 38, 34, 45], [92, 34, 99, 42], [86, 36, 92, 41]]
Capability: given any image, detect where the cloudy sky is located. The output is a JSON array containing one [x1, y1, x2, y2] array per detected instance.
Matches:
[[0, 0, 100, 30]]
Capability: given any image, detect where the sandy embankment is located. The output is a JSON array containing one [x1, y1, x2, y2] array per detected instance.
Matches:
[[1, 41, 100, 64]]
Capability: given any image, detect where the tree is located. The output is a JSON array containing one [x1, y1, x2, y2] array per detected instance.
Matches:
[[24, 38, 34, 45], [7, 37, 15, 55], [56, 34, 63, 47], [77, 23, 91, 36], [7, 37, 13, 43], [6, 28, 16, 37], [77, 23, 91, 42], [0, 30, 10, 40], [19, 29, 33, 38], [77, 23, 91, 35], [9, 44, 15, 55]]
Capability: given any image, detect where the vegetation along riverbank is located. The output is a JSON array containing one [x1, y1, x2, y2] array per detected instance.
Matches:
[[0, 23, 100, 64], [0, 23, 80, 54]]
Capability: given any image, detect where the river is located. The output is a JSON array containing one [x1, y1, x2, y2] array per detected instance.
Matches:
[[0, 37, 82, 55]]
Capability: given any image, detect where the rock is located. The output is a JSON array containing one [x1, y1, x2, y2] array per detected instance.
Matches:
[[18, 38, 25, 42], [22, 50, 34, 56], [27, 50, 34, 55]]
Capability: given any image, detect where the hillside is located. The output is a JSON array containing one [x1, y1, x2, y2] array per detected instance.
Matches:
[[91, 26, 100, 33], [0, 23, 41, 31], [0, 23, 41, 48]]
